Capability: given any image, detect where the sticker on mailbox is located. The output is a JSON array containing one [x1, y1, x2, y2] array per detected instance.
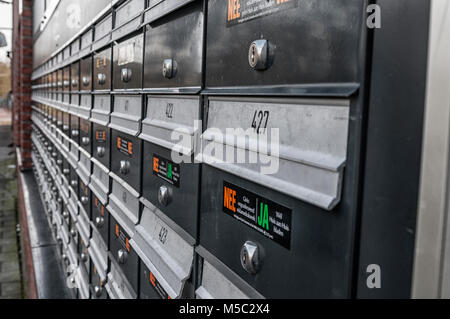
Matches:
[[223, 181, 292, 249], [152, 154, 180, 188], [144, 267, 170, 299], [227, 0, 297, 27], [116, 137, 133, 157], [95, 130, 106, 142], [115, 223, 131, 253]]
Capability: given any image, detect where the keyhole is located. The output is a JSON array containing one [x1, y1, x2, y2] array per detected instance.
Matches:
[[251, 46, 256, 64]]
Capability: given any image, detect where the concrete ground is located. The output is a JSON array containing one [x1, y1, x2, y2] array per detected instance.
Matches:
[[0, 107, 22, 299]]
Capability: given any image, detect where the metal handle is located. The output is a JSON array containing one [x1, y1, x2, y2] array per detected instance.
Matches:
[[96, 146, 105, 158], [80, 253, 88, 263], [119, 160, 130, 175], [248, 39, 269, 71], [158, 185, 171, 207], [94, 285, 103, 298], [95, 216, 104, 228], [162, 59, 176, 79], [97, 73, 106, 85], [81, 137, 90, 146], [82, 76, 90, 86], [118, 249, 128, 264], [121, 68, 132, 83], [81, 196, 89, 205], [240, 241, 261, 275]]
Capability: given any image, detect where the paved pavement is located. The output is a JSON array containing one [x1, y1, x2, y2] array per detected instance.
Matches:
[[0, 108, 22, 299]]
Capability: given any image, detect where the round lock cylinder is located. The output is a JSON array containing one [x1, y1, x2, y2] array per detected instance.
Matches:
[[63, 125, 69, 131], [157, 185, 172, 207], [62, 211, 69, 218], [96, 146, 105, 158], [95, 216, 104, 228], [117, 249, 128, 264], [71, 79, 78, 87], [97, 73, 106, 85], [121, 68, 132, 83], [71, 129, 79, 137], [119, 160, 130, 175], [70, 229, 77, 238], [63, 80, 70, 88], [240, 241, 261, 275], [70, 180, 78, 188], [81, 137, 90, 146], [248, 39, 269, 71], [63, 168, 70, 175], [80, 196, 89, 205], [80, 253, 88, 263], [56, 159, 63, 165], [82, 76, 90, 86], [94, 286, 103, 298], [162, 59, 176, 79]]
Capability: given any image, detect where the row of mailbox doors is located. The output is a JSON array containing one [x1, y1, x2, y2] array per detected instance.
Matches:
[[33, 0, 362, 92], [30, 0, 368, 299], [29, 82, 356, 299]]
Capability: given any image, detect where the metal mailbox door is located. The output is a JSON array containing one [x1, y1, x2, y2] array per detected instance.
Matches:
[[80, 56, 92, 92], [197, 96, 352, 298], [71, 62, 80, 92], [112, 0, 145, 41], [132, 205, 195, 299], [109, 212, 139, 295], [140, 95, 201, 240], [205, 0, 362, 89], [91, 194, 109, 247], [110, 129, 142, 193], [90, 261, 108, 299], [93, 13, 112, 51], [92, 123, 110, 168], [93, 48, 112, 91], [113, 33, 144, 91], [79, 118, 92, 154], [143, 1, 204, 90]]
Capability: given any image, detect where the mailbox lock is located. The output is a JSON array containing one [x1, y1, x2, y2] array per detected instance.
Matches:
[[162, 59, 176, 79], [97, 73, 107, 85], [70, 179, 78, 188], [52, 152, 57, 158], [158, 185, 172, 207], [82, 76, 90, 86], [240, 241, 261, 275], [56, 159, 63, 165], [81, 137, 90, 146], [80, 253, 88, 263], [81, 196, 89, 205], [121, 68, 132, 83], [70, 229, 77, 238], [63, 168, 70, 175], [119, 160, 130, 175], [95, 216, 104, 228], [96, 146, 106, 158], [62, 211, 69, 218], [94, 286, 103, 298], [248, 39, 269, 71], [71, 79, 78, 87], [118, 249, 128, 264], [63, 80, 70, 88], [71, 129, 79, 137], [63, 124, 69, 131], [57, 120, 63, 127]]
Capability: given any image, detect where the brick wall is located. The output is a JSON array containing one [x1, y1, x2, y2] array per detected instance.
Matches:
[[12, 0, 33, 171]]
